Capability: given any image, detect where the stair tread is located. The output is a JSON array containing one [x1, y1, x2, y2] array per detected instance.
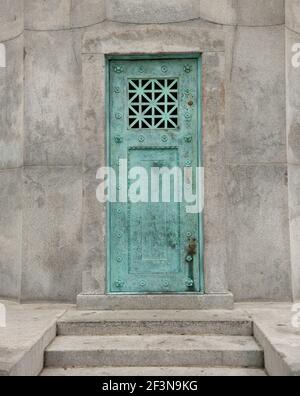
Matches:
[[41, 366, 266, 376], [58, 309, 252, 324], [46, 335, 262, 352]]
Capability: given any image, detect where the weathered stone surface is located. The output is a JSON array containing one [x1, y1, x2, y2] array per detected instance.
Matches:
[[203, 51, 225, 166], [199, 0, 237, 25], [77, 293, 234, 311], [240, 303, 300, 376], [286, 0, 300, 34], [106, 0, 200, 24], [236, 0, 284, 27], [21, 167, 83, 302], [82, 54, 105, 169], [204, 165, 228, 294], [57, 309, 253, 336], [24, 0, 70, 30], [286, 29, 300, 164], [0, 0, 23, 42], [42, 366, 267, 376], [24, 30, 82, 166], [286, 28, 300, 300], [25, 0, 105, 30], [0, 35, 23, 170], [226, 26, 286, 164], [199, 0, 284, 26], [83, 20, 225, 54], [45, 334, 263, 368], [82, 167, 106, 294], [0, 170, 22, 299], [288, 165, 300, 301], [226, 164, 292, 301], [71, 0, 105, 28], [0, 300, 67, 376]]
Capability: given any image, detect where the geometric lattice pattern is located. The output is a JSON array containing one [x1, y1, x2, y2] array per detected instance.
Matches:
[[128, 79, 178, 129]]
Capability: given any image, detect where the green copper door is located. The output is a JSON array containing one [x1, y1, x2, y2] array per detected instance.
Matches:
[[107, 55, 203, 294]]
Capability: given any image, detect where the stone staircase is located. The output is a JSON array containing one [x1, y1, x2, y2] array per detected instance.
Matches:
[[41, 310, 266, 376]]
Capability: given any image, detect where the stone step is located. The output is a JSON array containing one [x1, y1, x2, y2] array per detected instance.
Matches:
[[57, 310, 253, 336], [41, 367, 267, 376], [45, 335, 264, 368]]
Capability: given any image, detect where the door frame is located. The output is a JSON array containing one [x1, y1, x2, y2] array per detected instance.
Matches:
[[105, 53, 204, 294]]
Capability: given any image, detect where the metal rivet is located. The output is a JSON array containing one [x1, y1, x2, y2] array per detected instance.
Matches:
[[117, 257, 122, 262], [161, 135, 168, 142], [184, 65, 192, 73], [117, 232, 122, 238], [139, 66, 145, 73], [184, 135, 192, 143], [185, 279, 194, 287], [114, 65, 124, 74], [185, 160, 192, 167], [186, 232, 192, 238], [140, 280, 146, 287], [117, 208, 122, 214], [163, 280, 169, 287], [114, 87, 121, 93], [138, 135, 145, 143], [161, 65, 168, 73], [114, 135, 123, 144], [115, 113, 122, 120], [186, 255, 193, 263], [115, 280, 124, 288]]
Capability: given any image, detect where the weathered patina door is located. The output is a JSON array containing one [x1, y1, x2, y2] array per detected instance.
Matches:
[[107, 55, 203, 293]]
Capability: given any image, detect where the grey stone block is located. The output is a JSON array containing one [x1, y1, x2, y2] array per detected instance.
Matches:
[[0, 0, 23, 42], [41, 366, 267, 376], [57, 309, 253, 336], [286, 0, 300, 34], [0, 35, 23, 170], [0, 169, 22, 299], [199, 0, 284, 26], [21, 166, 83, 302], [83, 20, 225, 54], [286, 29, 300, 164], [82, 54, 105, 169], [71, 0, 105, 28], [226, 26, 286, 164], [204, 165, 228, 294], [288, 164, 300, 300], [226, 164, 292, 301], [236, 0, 284, 27], [24, 30, 82, 166], [24, 0, 71, 30], [82, 167, 106, 294], [45, 334, 263, 368], [77, 293, 234, 310], [106, 0, 200, 24]]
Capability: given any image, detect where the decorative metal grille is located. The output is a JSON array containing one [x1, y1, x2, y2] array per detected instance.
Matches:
[[128, 79, 178, 129]]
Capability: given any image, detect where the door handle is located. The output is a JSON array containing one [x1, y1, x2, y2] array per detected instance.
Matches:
[[185, 237, 197, 263]]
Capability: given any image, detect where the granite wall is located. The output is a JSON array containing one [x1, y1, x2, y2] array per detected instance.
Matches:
[[0, 0, 298, 302]]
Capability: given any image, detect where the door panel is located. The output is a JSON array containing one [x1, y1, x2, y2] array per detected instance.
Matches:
[[108, 56, 203, 294]]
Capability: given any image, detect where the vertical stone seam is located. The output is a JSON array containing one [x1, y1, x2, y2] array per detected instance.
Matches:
[[19, 0, 25, 302]]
